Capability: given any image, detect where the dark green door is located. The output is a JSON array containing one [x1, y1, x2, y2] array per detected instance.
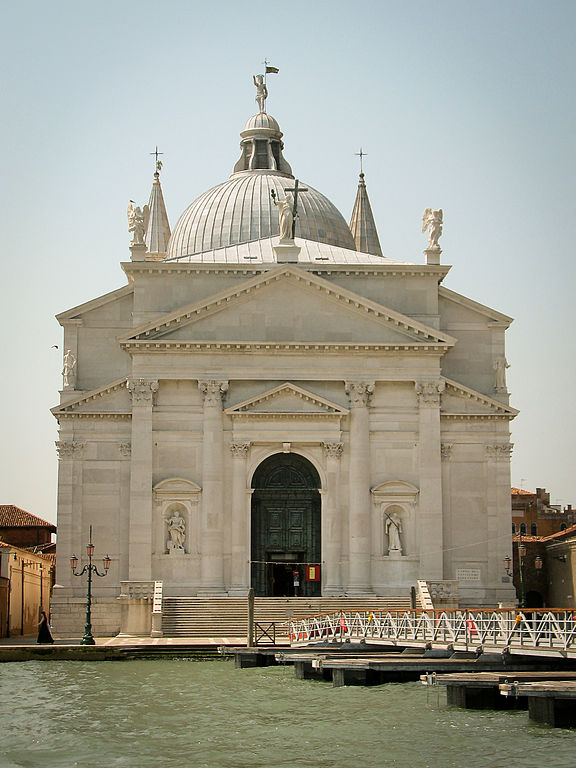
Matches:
[[251, 454, 321, 597]]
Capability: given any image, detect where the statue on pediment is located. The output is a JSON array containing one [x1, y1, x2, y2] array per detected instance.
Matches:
[[62, 349, 76, 388], [494, 357, 510, 391], [422, 208, 443, 249], [271, 190, 294, 241], [127, 200, 146, 245]]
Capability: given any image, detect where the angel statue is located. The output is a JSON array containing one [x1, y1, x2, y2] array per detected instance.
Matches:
[[422, 208, 443, 249], [253, 74, 268, 113], [127, 200, 147, 245], [271, 190, 294, 241]]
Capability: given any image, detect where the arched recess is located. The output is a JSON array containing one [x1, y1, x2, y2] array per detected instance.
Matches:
[[251, 453, 321, 597], [153, 478, 201, 555], [371, 480, 419, 557]]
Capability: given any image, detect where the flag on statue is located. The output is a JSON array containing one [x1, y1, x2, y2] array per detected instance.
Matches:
[[266, 65, 279, 74]]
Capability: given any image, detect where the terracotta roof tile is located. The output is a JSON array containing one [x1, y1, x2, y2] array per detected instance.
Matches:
[[543, 523, 576, 541], [511, 487, 534, 495], [0, 505, 56, 529]]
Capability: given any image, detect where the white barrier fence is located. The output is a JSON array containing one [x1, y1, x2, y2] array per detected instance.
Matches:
[[288, 610, 576, 655]]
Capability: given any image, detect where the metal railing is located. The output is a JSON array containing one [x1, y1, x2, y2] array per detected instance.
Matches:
[[288, 610, 576, 655]]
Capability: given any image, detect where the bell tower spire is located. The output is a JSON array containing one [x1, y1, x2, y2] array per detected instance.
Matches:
[[144, 148, 171, 260], [349, 155, 382, 257]]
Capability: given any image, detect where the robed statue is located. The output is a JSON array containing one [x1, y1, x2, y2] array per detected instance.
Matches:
[[271, 190, 294, 241]]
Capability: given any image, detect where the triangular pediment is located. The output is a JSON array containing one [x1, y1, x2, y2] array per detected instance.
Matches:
[[119, 265, 455, 349], [51, 378, 131, 417], [441, 377, 518, 418], [225, 383, 348, 417]]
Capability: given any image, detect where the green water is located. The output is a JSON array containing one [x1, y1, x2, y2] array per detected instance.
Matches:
[[1, 660, 573, 768]]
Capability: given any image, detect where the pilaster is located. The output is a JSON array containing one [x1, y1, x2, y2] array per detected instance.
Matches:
[[229, 441, 251, 595], [415, 381, 444, 579], [198, 380, 229, 594], [485, 442, 515, 595], [345, 381, 374, 594], [127, 378, 158, 581], [322, 441, 344, 595]]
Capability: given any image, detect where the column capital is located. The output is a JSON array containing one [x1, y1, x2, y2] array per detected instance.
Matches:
[[485, 442, 514, 460], [55, 440, 85, 459], [127, 378, 159, 404], [415, 380, 445, 407], [230, 441, 251, 458], [322, 441, 344, 459], [441, 443, 453, 460], [198, 380, 229, 406], [345, 381, 374, 407]]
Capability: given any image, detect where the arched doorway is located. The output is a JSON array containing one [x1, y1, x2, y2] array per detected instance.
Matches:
[[251, 453, 321, 597]]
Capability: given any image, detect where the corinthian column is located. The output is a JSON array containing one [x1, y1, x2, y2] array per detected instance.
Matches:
[[345, 381, 374, 594], [322, 441, 344, 596], [415, 380, 444, 579], [127, 378, 158, 580], [229, 441, 251, 595], [198, 380, 228, 594]]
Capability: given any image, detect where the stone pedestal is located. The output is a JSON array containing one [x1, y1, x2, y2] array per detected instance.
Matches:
[[130, 243, 147, 262], [424, 247, 441, 265], [273, 240, 301, 263]]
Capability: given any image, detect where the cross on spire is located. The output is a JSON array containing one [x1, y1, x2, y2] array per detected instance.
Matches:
[[355, 147, 367, 174], [150, 145, 164, 173], [284, 179, 308, 239]]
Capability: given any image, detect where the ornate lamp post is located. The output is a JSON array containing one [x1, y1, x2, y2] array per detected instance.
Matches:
[[70, 525, 111, 645]]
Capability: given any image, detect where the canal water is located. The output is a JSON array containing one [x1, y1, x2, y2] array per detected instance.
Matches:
[[1, 660, 573, 768]]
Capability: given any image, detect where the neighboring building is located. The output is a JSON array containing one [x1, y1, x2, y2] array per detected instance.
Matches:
[[0, 543, 54, 637], [51, 80, 518, 636], [511, 488, 575, 538], [0, 505, 56, 551], [544, 524, 576, 608]]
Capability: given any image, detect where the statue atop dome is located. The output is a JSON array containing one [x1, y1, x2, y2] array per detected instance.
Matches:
[[271, 190, 294, 241], [253, 74, 268, 113]]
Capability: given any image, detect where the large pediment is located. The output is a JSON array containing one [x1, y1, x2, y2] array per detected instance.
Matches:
[[119, 265, 455, 351], [441, 378, 518, 419], [225, 383, 348, 419]]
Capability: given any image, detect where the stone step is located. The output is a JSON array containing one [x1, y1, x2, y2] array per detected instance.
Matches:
[[160, 596, 418, 638]]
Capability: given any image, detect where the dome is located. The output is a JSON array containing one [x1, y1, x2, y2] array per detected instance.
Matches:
[[242, 113, 281, 134], [166, 109, 357, 259], [167, 173, 356, 258]]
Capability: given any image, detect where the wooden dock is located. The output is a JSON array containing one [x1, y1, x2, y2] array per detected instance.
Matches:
[[499, 679, 576, 728]]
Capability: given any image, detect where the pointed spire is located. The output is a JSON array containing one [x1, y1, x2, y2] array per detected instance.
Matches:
[[349, 172, 383, 258], [144, 171, 171, 260]]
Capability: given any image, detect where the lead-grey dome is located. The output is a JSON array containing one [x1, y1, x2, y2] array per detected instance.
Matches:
[[166, 111, 356, 259]]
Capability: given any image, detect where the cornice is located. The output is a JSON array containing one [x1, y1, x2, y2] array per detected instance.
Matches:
[[443, 377, 518, 417], [439, 285, 513, 325], [51, 377, 129, 415], [228, 412, 343, 421], [56, 413, 131, 421], [120, 340, 452, 355], [441, 413, 515, 421], [56, 284, 133, 323]]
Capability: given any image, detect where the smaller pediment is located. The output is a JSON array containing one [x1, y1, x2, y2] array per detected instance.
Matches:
[[153, 478, 202, 497], [51, 378, 131, 417], [225, 383, 348, 418], [442, 377, 518, 419], [372, 480, 420, 498]]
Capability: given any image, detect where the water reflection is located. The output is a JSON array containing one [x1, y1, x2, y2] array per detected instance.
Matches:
[[1, 661, 573, 768]]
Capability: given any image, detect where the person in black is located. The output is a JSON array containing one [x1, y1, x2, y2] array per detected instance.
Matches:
[[37, 611, 54, 644]]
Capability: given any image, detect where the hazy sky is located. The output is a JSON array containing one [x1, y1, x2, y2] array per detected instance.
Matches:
[[1, 1, 574, 523]]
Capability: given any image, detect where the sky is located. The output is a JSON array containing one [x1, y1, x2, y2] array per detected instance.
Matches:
[[1, 0, 574, 524]]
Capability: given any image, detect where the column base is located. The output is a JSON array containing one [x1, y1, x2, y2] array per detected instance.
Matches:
[[197, 588, 228, 597], [345, 586, 374, 596], [323, 587, 345, 597], [227, 587, 250, 597]]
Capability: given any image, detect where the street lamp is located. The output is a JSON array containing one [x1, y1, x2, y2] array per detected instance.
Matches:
[[70, 525, 111, 645]]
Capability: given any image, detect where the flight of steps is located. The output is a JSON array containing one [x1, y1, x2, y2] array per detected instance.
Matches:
[[161, 596, 417, 639]]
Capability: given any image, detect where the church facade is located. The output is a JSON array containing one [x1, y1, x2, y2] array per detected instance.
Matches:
[[52, 83, 517, 634]]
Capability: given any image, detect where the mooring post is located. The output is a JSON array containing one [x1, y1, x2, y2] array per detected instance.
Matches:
[[247, 588, 255, 647]]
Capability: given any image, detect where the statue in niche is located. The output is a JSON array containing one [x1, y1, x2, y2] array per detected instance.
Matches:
[[62, 349, 76, 388], [422, 208, 443, 249], [385, 511, 403, 555], [253, 74, 268, 112], [166, 511, 186, 551], [271, 190, 294, 240], [493, 357, 510, 391], [127, 200, 146, 245]]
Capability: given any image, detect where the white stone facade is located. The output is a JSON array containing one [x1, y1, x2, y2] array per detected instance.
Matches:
[[51, 104, 517, 635]]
